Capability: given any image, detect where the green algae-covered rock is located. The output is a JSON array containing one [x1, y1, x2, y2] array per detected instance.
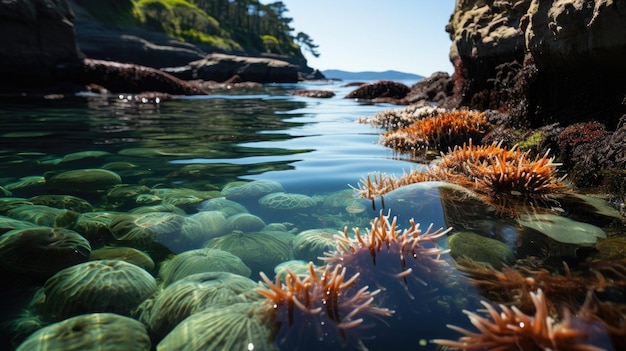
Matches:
[[16, 313, 151, 351], [221, 179, 284, 200], [156, 302, 277, 351], [143, 272, 258, 340], [47, 169, 122, 193], [226, 213, 266, 232], [258, 192, 317, 210], [0, 226, 91, 279], [40, 260, 156, 322], [447, 231, 516, 269], [159, 248, 251, 285], [205, 231, 294, 278]]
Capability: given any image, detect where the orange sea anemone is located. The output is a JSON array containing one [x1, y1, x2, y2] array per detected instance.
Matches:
[[324, 210, 452, 304], [257, 262, 392, 350], [380, 110, 491, 154], [353, 141, 568, 216], [432, 288, 608, 351]]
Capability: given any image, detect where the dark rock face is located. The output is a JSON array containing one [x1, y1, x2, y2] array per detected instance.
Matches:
[[446, 0, 626, 129], [345, 80, 410, 100], [0, 0, 82, 89], [406, 71, 454, 106]]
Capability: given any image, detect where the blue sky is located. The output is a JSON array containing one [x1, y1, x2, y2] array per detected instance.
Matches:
[[271, 1, 456, 76]]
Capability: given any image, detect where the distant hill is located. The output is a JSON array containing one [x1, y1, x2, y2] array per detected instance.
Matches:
[[322, 69, 423, 81]]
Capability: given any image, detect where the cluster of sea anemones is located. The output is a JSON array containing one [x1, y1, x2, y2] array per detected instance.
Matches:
[[432, 288, 608, 351], [354, 140, 567, 215], [256, 262, 392, 350], [380, 110, 492, 154], [255, 210, 459, 350], [358, 105, 446, 130]]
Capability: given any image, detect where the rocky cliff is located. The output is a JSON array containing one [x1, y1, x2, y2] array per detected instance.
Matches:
[[446, 0, 626, 129], [444, 0, 626, 195], [0, 0, 82, 89]]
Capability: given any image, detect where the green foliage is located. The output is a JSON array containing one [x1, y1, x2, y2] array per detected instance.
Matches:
[[78, 0, 317, 59], [74, 0, 138, 25], [261, 35, 280, 54]]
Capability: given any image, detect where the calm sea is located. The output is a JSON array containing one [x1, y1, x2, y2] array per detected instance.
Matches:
[[0, 80, 621, 350]]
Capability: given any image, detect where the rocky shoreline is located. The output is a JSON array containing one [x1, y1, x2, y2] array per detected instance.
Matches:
[[0, 0, 322, 97]]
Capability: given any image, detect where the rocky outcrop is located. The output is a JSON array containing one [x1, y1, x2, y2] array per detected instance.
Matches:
[[0, 0, 82, 89], [162, 53, 300, 83], [447, 0, 626, 129], [406, 72, 455, 106], [79, 59, 205, 95], [345, 80, 410, 103]]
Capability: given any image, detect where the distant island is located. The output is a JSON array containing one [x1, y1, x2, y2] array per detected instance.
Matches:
[[322, 69, 423, 81]]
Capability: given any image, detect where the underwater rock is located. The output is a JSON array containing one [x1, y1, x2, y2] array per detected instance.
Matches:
[[292, 228, 340, 264], [6, 204, 65, 227], [0, 226, 91, 279], [258, 192, 317, 211], [0, 215, 37, 235], [16, 313, 151, 351], [156, 302, 277, 351], [205, 231, 294, 279], [28, 194, 94, 213], [46, 169, 122, 193], [273, 260, 312, 281], [89, 246, 155, 272], [110, 212, 202, 256], [516, 214, 607, 245], [447, 231, 516, 269], [226, 213, 266, 232], [159, 248, 252, 285], [142, 272, 258, 341], [71, 212, 116, 248], [188, 211, 229, 239], [105, 184, 153, 210], [38, 260, 156, 322], [221, 180, 284, 200], [155, 188, 220, 213], [197, 197, 249, 217], [4, 176, 47, 197]]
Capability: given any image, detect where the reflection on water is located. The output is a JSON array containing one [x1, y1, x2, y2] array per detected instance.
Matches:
[[0, 81, 624, 350]]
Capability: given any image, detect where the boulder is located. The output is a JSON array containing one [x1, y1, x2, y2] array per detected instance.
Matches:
[[406, 71, 454, 106], [345, 80, 410, 100], [162, 53, 300, 83], [0, 0, 82, 89]]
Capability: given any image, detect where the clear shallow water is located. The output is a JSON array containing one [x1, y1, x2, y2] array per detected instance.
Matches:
[[0, 81, 624, 350]]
